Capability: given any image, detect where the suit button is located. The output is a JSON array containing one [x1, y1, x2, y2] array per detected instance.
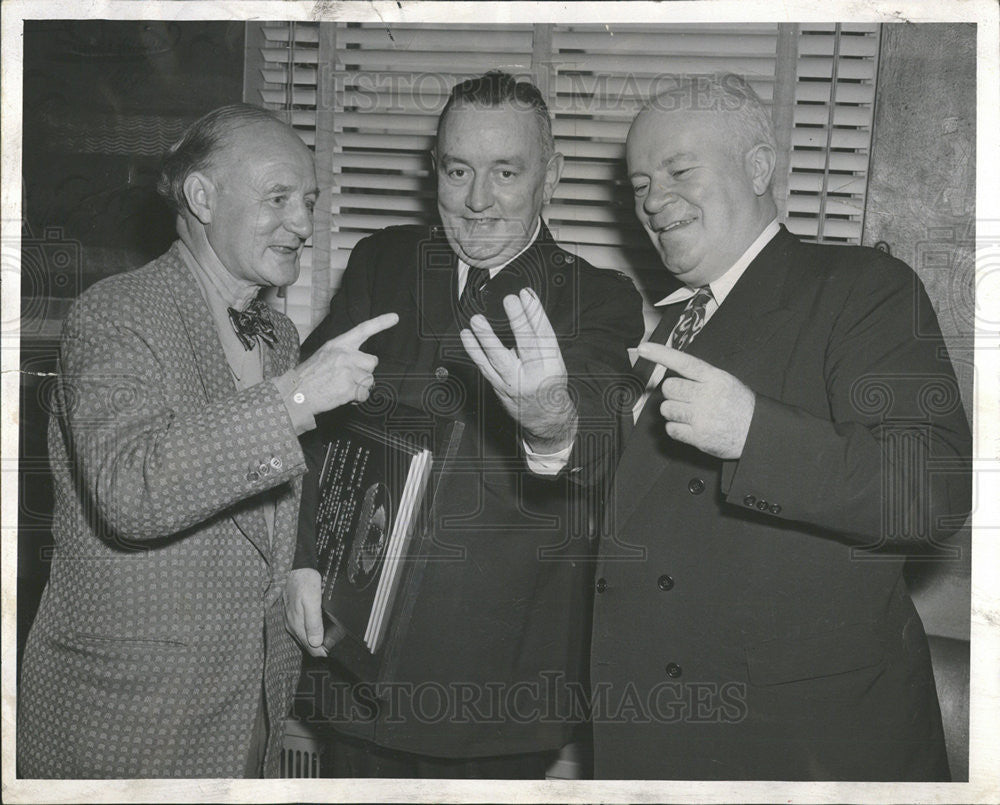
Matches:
[[687, 478, 705, 495], [769, 503, 781, 514], [434, 366, 449, 380], [247, 470, 260, 482], [596, 578, 608, 594], [665, 662, 682, 678], [258, 462, 270, 476], [657, 574, 674, 591], [756, 499, 768, 511], [743, 495, 756, 507], [270, 456, 283, 470]]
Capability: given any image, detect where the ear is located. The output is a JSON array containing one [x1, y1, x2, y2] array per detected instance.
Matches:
[[182, 171, 216, 225], [430, 149, 439, 174], [541, 152, 565, 204], [744, 143, 776, 196]]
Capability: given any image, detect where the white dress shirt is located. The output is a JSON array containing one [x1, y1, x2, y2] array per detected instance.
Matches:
[[632, 219, 780, 422]]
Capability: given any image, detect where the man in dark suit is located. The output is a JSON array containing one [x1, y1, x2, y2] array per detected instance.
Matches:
[[18, 104, 396, 778], [590, 74, 973, 780], [286, 72, 643, 777]]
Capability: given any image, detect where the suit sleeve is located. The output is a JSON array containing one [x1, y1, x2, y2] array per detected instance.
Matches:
[[294, 234, 379, 569], [57, 293, 306, 542], [558, 269, 645, 486], [721, 257, 972, 547]]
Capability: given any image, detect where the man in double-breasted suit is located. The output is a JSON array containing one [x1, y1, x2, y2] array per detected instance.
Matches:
[[590, 75, 972, 780], [287, 72, 643, 778], [18, 105, 396, 778]]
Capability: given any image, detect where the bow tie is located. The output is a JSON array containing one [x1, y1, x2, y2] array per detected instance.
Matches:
[[228, 298, 277, 350]]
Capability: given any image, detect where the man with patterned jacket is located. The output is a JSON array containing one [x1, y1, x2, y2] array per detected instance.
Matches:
[[18, 104, 396, 778]]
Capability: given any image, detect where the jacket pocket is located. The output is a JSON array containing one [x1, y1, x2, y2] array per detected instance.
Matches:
[[745, 622, 885, 688]]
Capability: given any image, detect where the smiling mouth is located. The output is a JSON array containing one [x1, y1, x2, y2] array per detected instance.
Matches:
[[270, 244, 300, 255], [655, 218, 696, 234]]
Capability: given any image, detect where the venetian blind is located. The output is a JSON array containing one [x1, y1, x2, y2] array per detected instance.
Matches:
[[785, 23, 880, 243], [245, 21, 880, 335]]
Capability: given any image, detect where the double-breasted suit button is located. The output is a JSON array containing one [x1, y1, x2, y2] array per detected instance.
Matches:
[[687, 478, 705, 495], [665, 662, 682, 678], [743, 494, 756, 507], [596, 578, 608, 593], [657, 574, 674, 591], [269, 456, 283, 470], [258, 462, 270, 476], [434, 366, 449, 381], [756, 499, 768, 511], [769, 503, 781, 514], [247, 469, 260, 482]]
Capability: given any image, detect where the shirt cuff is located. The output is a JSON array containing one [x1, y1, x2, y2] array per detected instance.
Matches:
[[523, 439, 573, 476], [271, 372, 316, 436]]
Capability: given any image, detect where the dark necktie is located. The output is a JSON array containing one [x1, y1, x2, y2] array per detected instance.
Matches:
[[631, 285, 714, 393], [669, 285, 714, 352], [228, 297, 277, 351], [458, 264, 491, 320]]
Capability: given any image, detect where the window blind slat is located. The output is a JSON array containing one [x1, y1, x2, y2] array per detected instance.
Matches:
[[791, 127, 873, 150], [789, 150, 869, 171], [261, 46, 320, 64], [332, 152, 430, 172], [785, 195, 863, 217], [332, 193, 434, 214], [552, 54, 778, 75], [260, 66, 317, 84], [785, 217, 862, 239], [553, 31, 779, 55], [797, 56, 876, 80], [338, 28, 533, 50], [552, 74, 776, 102], [261, 24, 320, 44], [793, 104, 873, 127], [337, 51, 534, 71], [797, 34, 879, 57], [336, 174, 432, 192], [260, 87, 317, 106], [332, 132, 435, 151]]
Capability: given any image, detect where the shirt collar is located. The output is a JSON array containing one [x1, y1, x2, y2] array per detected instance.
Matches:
[[177, 238, 259, 312], [655, 218, 780, 307], [458, 218, 542, 280]]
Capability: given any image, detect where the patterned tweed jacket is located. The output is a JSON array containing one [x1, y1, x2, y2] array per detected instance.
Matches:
[[18, 243, 306, 778]]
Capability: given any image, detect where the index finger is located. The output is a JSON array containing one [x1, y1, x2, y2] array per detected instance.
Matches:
[[332, 312, 399, 350], [636, 343, 712, 381]]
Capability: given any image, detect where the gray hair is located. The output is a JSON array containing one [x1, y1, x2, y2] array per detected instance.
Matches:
[[646, 73, 777, 159], [157, 103, 282, 214]]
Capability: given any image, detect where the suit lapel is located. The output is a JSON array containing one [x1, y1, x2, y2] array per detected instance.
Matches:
[[614, 227, 799, 519], [685, 227, 798, 376], [159, 244, 235, 405], [412, 228, 462, 341], [158, 243, 272, 562]]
